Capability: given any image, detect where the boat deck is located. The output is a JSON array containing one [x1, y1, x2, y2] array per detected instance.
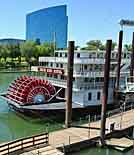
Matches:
[[0, 93, 83, 110]]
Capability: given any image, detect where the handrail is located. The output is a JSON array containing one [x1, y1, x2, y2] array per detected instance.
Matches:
[[0, 132, 49, 155]]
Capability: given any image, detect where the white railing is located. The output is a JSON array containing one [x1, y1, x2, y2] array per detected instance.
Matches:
[[72, 71, 116, 77], [39, 57, 105, 64]]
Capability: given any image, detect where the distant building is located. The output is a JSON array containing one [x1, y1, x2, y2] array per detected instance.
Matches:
[[26, 5, 68, 49], [0, 38, 25, 45]]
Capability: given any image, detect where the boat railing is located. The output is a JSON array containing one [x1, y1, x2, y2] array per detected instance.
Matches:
[[73, 71, 116, 77], [76, 82, 115, 90], [73, 103, 134, 127], [39, 57, 105, 64], [37, 75, 115, 91]]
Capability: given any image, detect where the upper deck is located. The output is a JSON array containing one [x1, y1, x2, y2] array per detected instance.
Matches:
[[39, 49, 131, 65]]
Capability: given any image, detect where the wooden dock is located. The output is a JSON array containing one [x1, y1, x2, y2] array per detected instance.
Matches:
[[1, 108, 134, 154], [21, 145, 64, 155], [49, 108, 134, 149], [106, 137, 133, 152]]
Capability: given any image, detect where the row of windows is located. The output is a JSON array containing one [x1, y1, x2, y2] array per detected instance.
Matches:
[[88, 92, 101, 101], [39, 62, 63, 68], [55, 53, 67, 57], [50, 63, 63, 68], [55, 52, 131, 59]]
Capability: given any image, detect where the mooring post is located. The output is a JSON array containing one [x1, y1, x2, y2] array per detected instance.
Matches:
[[100, 40, 112, 146], [132, 126, 134, 155], [115, 30, 123, 92], [130, 32, 134, 82], [88, 115, 91, 138], [65, 41, 75, 128]]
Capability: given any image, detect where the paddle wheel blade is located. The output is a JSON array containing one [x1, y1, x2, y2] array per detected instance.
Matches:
[[7, 76, 56, 105]]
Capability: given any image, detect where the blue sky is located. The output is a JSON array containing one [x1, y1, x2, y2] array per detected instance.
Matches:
[[0, 0, 134, 46]]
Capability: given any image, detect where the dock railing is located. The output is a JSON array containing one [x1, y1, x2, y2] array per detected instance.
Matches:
[[0, 132, 49, 155], [73, 103, 134, 126]]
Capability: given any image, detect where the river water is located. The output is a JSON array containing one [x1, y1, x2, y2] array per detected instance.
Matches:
[[0, 72, 132, 154], [0, 72, 62, 143]]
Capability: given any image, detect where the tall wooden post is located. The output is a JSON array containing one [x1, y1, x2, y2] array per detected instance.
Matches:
[[130, 32, 134, 82], [100, 40, 112, 146], [116, 30, 123, 90], [65, 41, 75, 128]]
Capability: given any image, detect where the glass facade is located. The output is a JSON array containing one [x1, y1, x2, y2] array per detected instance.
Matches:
[[26, 5, 68, 49]]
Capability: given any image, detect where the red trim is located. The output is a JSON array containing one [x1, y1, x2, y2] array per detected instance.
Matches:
[[38, 67, 64, 75]]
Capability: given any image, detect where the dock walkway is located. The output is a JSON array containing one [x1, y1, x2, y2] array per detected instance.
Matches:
[[49, 108, 134, 148], [1, 108, 134, 154], [21, 145, 64, 155]]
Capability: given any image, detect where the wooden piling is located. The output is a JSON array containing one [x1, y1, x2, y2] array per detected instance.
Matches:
[[130, 32, 134, 82], [65, 41, 75, 128], [115, 30, 123, 90], [100, 40, 112, 146]]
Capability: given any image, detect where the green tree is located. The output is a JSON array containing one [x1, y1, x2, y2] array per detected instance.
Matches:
[[111, 42, 117, 50], [86, 40, 102, 50], [20, 41, 37, 68], [1, 46, 10, 62], [7, 44, 18, 62], [124, 44, 132, 51], [0, 45, 3, 62]]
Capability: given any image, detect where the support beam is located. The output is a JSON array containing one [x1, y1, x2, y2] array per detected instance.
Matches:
[[100, 40, 112, 146], [65, 41, 75, 128], [116, 30, 123, 90], [130, 32, 134, 82]]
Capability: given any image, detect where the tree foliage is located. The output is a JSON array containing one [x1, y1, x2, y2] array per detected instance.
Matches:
[[83, 40, 117, 51], [124, 44, 132, 51], [0, 40, 54, 68]]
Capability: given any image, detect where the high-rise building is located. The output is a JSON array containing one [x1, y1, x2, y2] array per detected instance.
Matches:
[[26, 5, 68, 49]]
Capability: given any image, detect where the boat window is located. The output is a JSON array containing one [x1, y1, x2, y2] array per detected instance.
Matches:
[[60, 53, 62, 57], [49, 74, 52, 78], [55, 53, 58, 57], [95, 77, 99, 82], [88, 93, 92, 101], [77, 53, 80, 58], [61, 75, 64, 80], [89, 54, 92, 58], [84, 78, 88, 82], [97, 92, 101, 100], [65, 53, 67, 57], [124, 53, 126, 59], [84, 65, 87, 70], [54, 74, 58, 78], [50, 63, 53, 67], [60, 64, 63, 68]]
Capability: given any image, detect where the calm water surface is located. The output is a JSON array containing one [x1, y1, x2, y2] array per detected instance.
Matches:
[[0, 72, 62, 143], [0, 72, 132, 155]]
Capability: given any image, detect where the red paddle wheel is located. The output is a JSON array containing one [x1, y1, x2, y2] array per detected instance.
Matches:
[[7, 76, 56, 105]]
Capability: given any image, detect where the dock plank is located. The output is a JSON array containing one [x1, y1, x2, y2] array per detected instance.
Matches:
[[106, 137, 133, 152]]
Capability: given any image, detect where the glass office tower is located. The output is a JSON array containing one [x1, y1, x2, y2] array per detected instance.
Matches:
[[26, 5, 68, 49]]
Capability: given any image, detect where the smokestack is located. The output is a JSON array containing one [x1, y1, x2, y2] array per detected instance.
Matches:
[[100, 40, 112, 145], [65, 41, 75, 128]]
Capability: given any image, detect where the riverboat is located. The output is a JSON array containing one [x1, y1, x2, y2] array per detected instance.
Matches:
[[0, 48, 132, 115]]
